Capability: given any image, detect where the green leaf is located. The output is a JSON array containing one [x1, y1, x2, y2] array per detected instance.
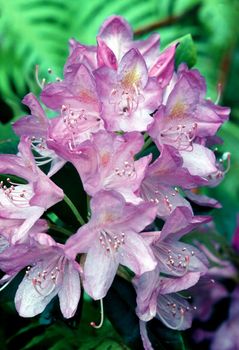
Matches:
[[148, 322, 186, 350], [49, 163, 87, 231], [199, 0, 239, 48], [173, 0, 202, 15], [0, 123, 18, 154], [175, 34, 197, 68], [104, 277, 142, 348], [16, 298, 129, 350]]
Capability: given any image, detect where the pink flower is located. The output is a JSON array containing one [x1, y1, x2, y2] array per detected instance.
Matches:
[[139, 145, 208, 218], [0, 233, 81, 318], [65, 190, 157, 299], [41, 63, 104, 151], [97, 15, 177, 87], [13, 93, 66, 176], [64, 130, 150, 203], [180, 143, 228, 186], [0, 218, 48, 245], [95, 48, 162, 132], [148, 64, 230, 151], [132, 207, 210, 324], [147, 207, 210, 278], [68, 15, 177, 90], [97, 16, 160, 68], [0, 138, 63, 243]]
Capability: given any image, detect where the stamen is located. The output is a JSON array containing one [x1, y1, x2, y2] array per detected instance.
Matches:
[[26, 257, 65, 296], [154, 243, 191, 276], [90, 299, 104, 329], [35, 65, 46, 89], [162, 302, 185, 330], [222, 152, 231, 174], [109, 80, 143, 118], [164, 195, 173, 212], [30, 138, 55, 167], [99, 230, 125, 253], [160, 122, 197, 151], [114, 160, 136, 178], [0, 179, 32, 208], [215, 82, 222, 104], [0, 275, 15, 292]]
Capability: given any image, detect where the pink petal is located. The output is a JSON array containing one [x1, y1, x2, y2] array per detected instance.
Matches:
[[14, 93, 48, 138], [180, 144, 218, 177], [120, 232, 157, 275], [97, 37, 117, 69], [160, 206, 211, 241], [134, 268, 159, 321], [149, 43, 177, 88], [134, 33, 160, 69], [158, 272, 201, 294], [65, 223, 97, 258], [98, 16, 133, 61], [139, 320, 154, 350], [83, 242, 119, 299], [185, 190, 221, 208], [58, 261, 81, 318], [15, 270, 59, 317], [118, 49, 148, 89]]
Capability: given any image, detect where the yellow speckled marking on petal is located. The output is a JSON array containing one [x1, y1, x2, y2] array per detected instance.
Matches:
[[102, 212, 118, 224], [122, 68, 140, 89], [169, 102, 186, 119]]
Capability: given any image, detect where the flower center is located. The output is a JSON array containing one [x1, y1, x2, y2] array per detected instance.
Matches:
[[99, 230, 125, 253], [114, 160, 136, 178], [26, 255, 66, 296], [160, 123, 197, 151], [109, 83, 144, 117], [157, 294, 197, 330], [0, 179, 33, 208], [155, 243, 194, 277], [31, 137, 55, 167], [61, 104, 100, 134]]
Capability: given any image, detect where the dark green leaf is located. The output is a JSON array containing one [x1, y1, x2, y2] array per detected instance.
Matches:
[[175, 34, 197, 68]]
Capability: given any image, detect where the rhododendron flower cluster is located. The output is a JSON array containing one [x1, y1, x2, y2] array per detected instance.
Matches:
[[0, 16, 230, 349]]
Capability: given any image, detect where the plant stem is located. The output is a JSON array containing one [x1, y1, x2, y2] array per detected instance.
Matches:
[[87, 195, 91, 219], [48, 222, 73, 236], [142, 136, 153, 152], [134, 14, 183, 36], [144, 132, 149, 141], [134, 5, 200, 37], [64, 194, 85, 226]]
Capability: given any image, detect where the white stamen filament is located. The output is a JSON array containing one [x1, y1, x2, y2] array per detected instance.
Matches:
[[26, 256, 65, 297], [35, 65, 46, 90], [0, 180, 32, 208], [0, 275, 15, 292], [90, 299, 104, 329], [99, 230, 125, 253]]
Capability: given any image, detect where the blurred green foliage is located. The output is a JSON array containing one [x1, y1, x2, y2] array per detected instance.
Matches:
[[0, 0, 239, 349]]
